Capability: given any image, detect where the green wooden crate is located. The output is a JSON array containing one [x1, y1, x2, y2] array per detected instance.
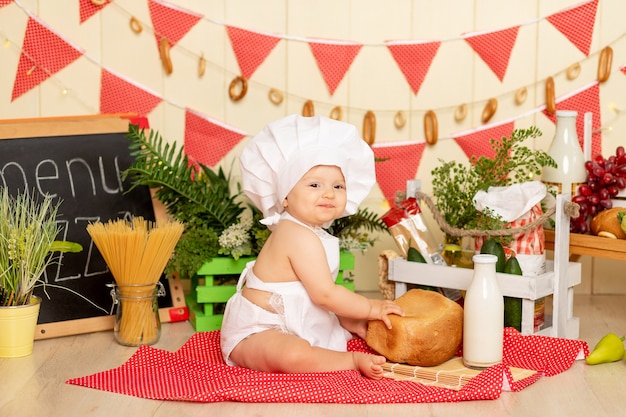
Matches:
[[187, 252, 356, 331], [185, 293, 225, 332], [194, 257, 253, 305], [336, 251, 355, 291]]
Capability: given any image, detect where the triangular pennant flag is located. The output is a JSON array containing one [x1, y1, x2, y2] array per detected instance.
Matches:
[[226, 26, 281, 80], [464, 26, 519, 82], [123, 116, 150, 130], [620, 64, 626, 76], [453, 122, 516, 161], [184, 110, 247, 167], [542, 82, 602, 159], [308, 41, 362, 95], [372, 142, 426, 205], [79, 0, 112, 24], [386, 41, 440, 95], [148, 0, 202, 47], [11, 17, 83, 102], [100, 69, 163, 116], [547, 0, 598, 56]]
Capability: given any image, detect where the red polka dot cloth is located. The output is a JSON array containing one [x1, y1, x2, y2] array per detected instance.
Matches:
[[66, 328, 588, 403]]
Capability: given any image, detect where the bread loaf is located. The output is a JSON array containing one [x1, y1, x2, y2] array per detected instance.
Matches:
[[590, 207, 626, 239], [365, 289, 463, 367]]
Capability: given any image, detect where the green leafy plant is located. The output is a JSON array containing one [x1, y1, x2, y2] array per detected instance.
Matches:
[[123, 125, 255, 279], [0, 188, 82, 306], [123, 125, 387, 278], [124, 124, 243, 231], [431, 126, 556, 241], [327, 207, 389, 253]]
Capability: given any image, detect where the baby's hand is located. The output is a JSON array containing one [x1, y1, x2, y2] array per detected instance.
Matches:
[[368, 299, 404, 329]]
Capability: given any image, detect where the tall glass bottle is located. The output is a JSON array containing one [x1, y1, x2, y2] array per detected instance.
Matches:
[[463, 254, 504, 369], [542, 110, 587, 197]]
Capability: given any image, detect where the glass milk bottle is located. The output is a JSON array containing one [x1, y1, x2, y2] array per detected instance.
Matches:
[[542, 110, 587, 197], [463, 254, 504, 369]]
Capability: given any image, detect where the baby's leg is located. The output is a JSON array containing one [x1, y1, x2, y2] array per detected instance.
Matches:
[[229, 329, 386, 379]]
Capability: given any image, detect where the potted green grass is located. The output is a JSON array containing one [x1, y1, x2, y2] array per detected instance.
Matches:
[[0, 187, 81, 357]]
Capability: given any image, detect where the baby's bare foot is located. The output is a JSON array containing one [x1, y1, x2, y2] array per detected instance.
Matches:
[[352, 352, 386, 380]]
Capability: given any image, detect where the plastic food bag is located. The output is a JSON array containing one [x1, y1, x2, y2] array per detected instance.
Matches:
[[381, 198, 463, 304], [381, 198, 443, 264]]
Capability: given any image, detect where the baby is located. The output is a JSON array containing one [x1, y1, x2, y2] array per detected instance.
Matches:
[[220, 115, 403, 379]]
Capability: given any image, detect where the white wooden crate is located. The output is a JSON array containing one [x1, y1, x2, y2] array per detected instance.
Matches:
[[388, 194, 581, 339], [388, 259, 580, 338]]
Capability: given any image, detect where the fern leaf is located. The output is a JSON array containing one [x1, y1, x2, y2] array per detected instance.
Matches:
[[327, 208, 388, 238], [123, 125, 244, 230]]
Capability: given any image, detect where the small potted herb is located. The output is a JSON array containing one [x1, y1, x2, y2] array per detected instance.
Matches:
[[0, 188, 81, 357]]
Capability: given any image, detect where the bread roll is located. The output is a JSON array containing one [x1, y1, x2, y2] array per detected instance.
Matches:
[[365, 289, 463, 367], [590, 207, 626, 239]]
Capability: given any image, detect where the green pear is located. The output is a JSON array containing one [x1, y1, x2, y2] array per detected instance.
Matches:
[[585, 333, 625, 365]]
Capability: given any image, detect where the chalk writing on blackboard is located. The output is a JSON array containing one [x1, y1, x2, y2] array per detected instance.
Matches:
[[0, 132, 171, 325]]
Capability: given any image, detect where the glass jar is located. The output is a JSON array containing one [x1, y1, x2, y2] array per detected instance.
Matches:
[[109, 282, 165, 346], [441, 235, 474, 269], [438, 235, 469, 306]]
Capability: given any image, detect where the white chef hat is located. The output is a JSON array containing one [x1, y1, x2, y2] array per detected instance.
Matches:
[[240, 114, 375, 227]]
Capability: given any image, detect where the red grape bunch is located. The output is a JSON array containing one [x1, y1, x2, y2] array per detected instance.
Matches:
[[570, 146, 626, 234]]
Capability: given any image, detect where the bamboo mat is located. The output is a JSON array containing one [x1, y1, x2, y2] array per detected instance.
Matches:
[[381, 357, 537, 391]]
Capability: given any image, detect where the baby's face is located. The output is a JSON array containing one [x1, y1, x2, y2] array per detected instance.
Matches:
[[284, 165, 347, 227]]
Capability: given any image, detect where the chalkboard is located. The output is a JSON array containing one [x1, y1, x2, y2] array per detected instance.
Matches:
[[0, 115, 187, 339]]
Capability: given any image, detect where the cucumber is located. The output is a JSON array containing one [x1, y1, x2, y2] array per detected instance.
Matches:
[[503, 256, 523, 332], [480, 238, 506, 273], [406, 247, 439, 292], [407, 246, 427, 263], [503, 256, 523, 275]]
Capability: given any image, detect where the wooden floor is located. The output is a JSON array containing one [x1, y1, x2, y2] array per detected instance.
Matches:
[[1, 294, 625, 417]]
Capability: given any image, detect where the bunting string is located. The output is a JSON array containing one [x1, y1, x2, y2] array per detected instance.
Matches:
[[3, 32, 619, 121], [124, 0, 593, 46], [93, 0, 601, 98], [6, 0, 614, 117], [3, 17, 622, 137], [3, 0, 625, 205]]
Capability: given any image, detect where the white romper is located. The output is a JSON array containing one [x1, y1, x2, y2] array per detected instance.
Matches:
[[220, 212, 351, 366]]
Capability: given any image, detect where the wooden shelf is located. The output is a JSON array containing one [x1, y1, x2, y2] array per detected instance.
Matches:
[[544, 230, 626, 261]]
